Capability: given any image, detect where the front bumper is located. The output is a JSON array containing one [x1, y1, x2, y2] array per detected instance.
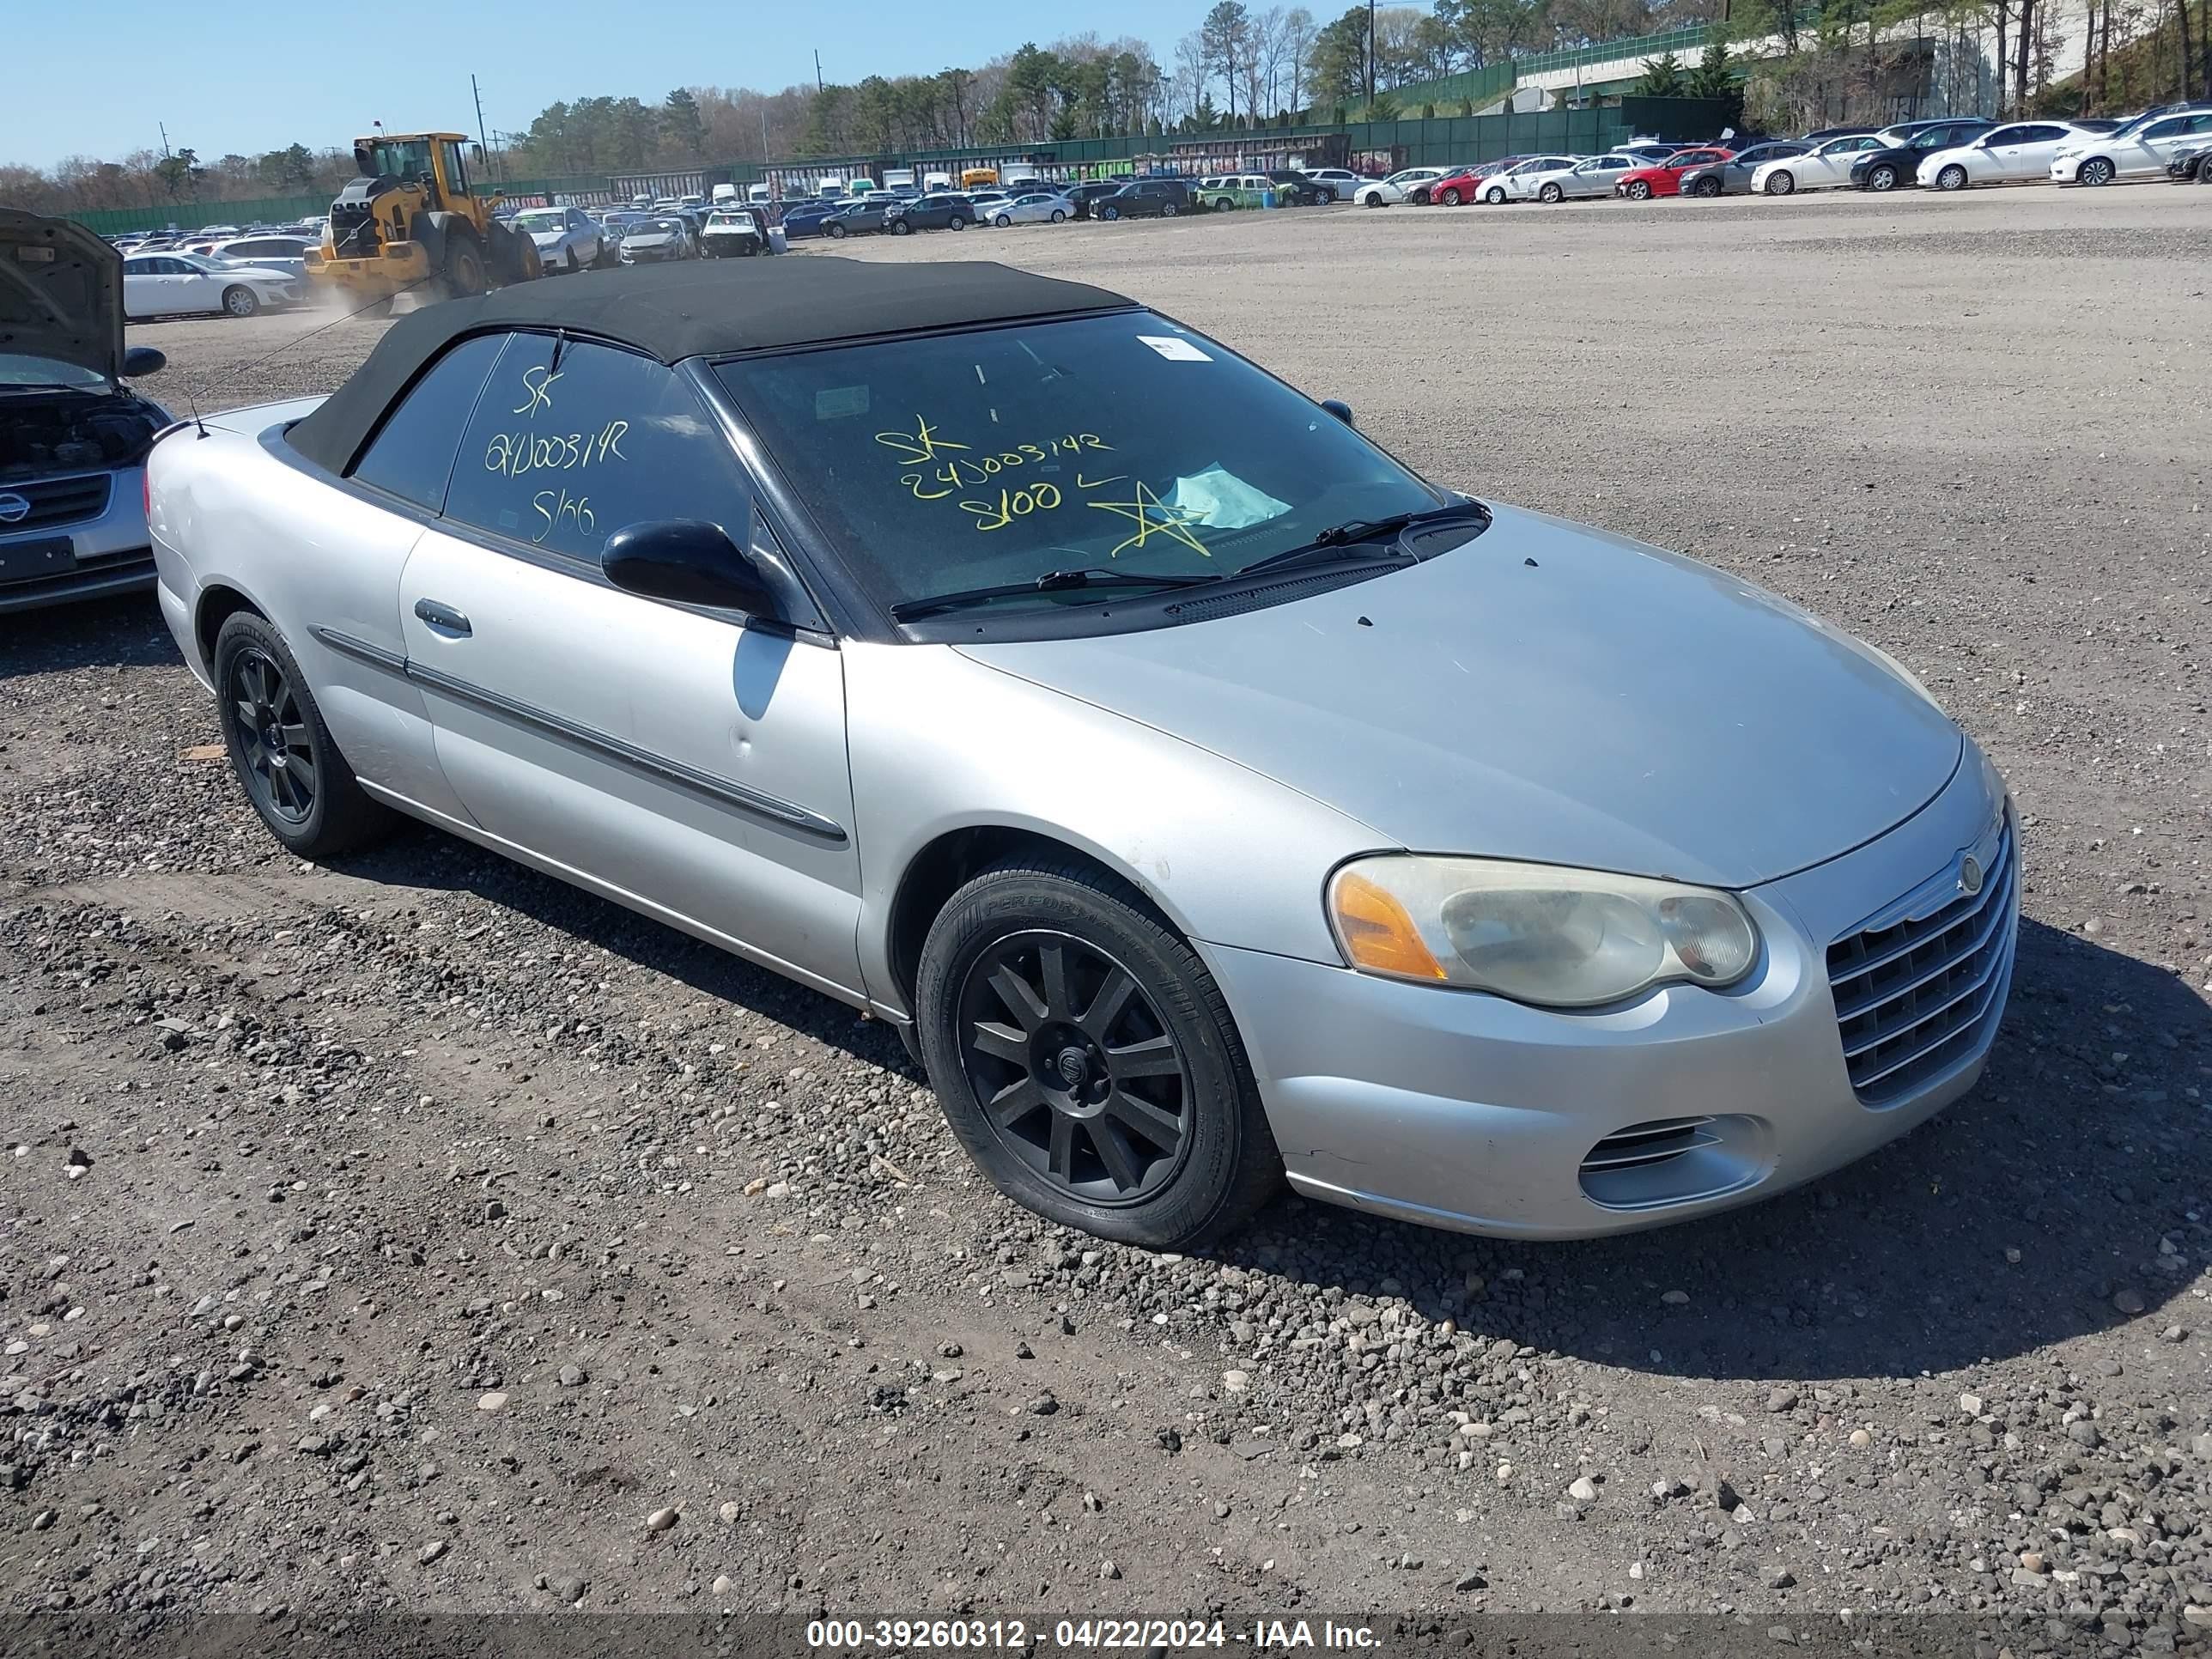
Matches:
[[2049, 155, 2086, 181], [0, 466, 157, 614], [1204, 750, 2016, 1239]]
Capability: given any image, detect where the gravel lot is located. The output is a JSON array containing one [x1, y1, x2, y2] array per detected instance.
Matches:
[[5, 185, 2212, 1644]]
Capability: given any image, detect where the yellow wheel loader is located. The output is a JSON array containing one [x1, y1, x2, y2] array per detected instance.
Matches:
[[306, 133, 541, 307]]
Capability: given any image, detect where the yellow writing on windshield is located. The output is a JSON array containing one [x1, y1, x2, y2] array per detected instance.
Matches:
[[1085, 480, 1210, 559], [873, 416, 969, 467], [878, 416, 1122, 534]]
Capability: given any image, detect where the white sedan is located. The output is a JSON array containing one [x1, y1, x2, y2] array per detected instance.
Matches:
[[1352, 166, 1454, 207], [1917, 120, 2094, 190], [986, 191, 1071, 227], [122, 252, 300, 319], [509, 206, 606, 273], [2051, 105, 2212, 184], [1489, 156, 1595, 204], [1752, 132, 1887, 194]]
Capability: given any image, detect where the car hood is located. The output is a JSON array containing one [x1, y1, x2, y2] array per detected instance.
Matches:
[[524, 228, 568, 243], [624, 232, 679, 246], [0, 207, 125, 384], [956, 504, 1962, 890]]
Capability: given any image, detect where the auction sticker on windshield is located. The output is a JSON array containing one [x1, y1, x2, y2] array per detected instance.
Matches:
[[1137, 336, 1212, 362]]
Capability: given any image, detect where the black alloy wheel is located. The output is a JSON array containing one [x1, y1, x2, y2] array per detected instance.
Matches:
[[228, 645, 318, 825], [955, 930, 1191, 1204], [1694, 176, 1723, 197], [917, 859, 1280, 1248], [213, 611, 389, 858]]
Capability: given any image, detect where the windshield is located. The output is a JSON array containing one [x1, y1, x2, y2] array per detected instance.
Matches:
[[708, 212, 757, 228], [718, 311, 1444, 618], [0, 353, 106, 389], [357, 138, 433, 179], [513, 210, 564, 232]]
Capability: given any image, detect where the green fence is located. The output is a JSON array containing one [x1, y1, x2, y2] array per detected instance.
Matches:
[[65, 195, 331, 235], [1516, 22, 1715, 76]]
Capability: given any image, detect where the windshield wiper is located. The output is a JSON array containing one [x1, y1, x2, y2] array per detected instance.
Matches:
[[1231, 501, 1487, 580], [889, 566, 1218, 622]]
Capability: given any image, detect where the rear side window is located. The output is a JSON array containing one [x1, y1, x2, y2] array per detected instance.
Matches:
[[348, 331, 506, 508], [441, 337, 750, 563]]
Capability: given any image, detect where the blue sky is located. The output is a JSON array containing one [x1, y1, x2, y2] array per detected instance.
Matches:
[[5, 0, 1205, 170]]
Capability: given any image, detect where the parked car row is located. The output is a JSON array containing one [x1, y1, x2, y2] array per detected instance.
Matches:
[[1369, 102, 2212, 211]]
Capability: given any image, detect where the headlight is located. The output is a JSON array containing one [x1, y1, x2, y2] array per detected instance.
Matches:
[[1327, 855, 1759, 1007]]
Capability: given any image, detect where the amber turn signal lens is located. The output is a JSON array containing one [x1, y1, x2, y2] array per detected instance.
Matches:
[[1332, 871, 1448, 981]]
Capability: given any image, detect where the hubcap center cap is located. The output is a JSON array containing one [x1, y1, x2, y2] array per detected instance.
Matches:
[[1034, 1022, 1109, 1115]]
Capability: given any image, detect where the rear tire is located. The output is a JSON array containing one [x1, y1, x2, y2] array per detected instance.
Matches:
[[1050, 209, 1066, 222], [916, 858, 1281, 1250], [1162, 202, 1179, 216], [221, 285, 258, 318], [948, 214, 968, 229], [1538, 182, 1563, 204], [213, 612, 392, 860]]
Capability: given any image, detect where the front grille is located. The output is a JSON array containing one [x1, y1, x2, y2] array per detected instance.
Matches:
[[1579, 1116, 1720, 1174], [1827, 816, 2015, 1106], [0, 472, 112, 532]]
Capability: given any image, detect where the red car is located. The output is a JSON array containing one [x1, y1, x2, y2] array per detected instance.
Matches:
[[1613, 147, 1735, 200], [1430, 157, 1540, 205]]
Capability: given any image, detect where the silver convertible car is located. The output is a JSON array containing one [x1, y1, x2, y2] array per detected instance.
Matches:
[[145, 259, 2018, 1249]]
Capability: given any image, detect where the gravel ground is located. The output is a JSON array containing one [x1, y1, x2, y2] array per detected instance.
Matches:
[[4, 185, 2212, 1644]]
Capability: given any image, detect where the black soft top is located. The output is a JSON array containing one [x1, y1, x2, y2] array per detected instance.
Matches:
[[288, 256, 1133, 475]]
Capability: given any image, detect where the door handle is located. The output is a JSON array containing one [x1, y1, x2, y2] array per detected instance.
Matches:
[[414, 599, 472, 637]]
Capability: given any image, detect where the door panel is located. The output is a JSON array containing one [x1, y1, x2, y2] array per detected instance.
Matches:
[[397, 528, 865, 997]]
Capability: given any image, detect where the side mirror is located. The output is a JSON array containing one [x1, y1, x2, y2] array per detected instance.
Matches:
[[603, 520, 779, 617], [1321, 398, 1355, 427], [122, 346, 167, 378]]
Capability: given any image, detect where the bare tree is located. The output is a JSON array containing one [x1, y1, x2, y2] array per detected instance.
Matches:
[[1247, 7, 1290, 117], [1282, 7, 1320, 110]]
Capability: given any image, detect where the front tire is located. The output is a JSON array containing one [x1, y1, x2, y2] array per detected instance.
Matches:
[[1693, 176, 1723, 198], [1101, 205, 1121, 220], [1484, 185, 1506, 204], [826, 221, 847, 239], [1765, 170, 1796, 196], [994, 213, 1012, 227], [213, 612, 392, 860], [1626, 179, 1652, 200], [441, 237, 488, 299], [1868, 163, 1899, 191], [1936, 164, 1968, 191], [222, 285, 258, 318], [2078, 156, 2115, 186], [916, 859, 1280, 1250], [891, 218, 913, 234], [1439, 186, 1462, 205]]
